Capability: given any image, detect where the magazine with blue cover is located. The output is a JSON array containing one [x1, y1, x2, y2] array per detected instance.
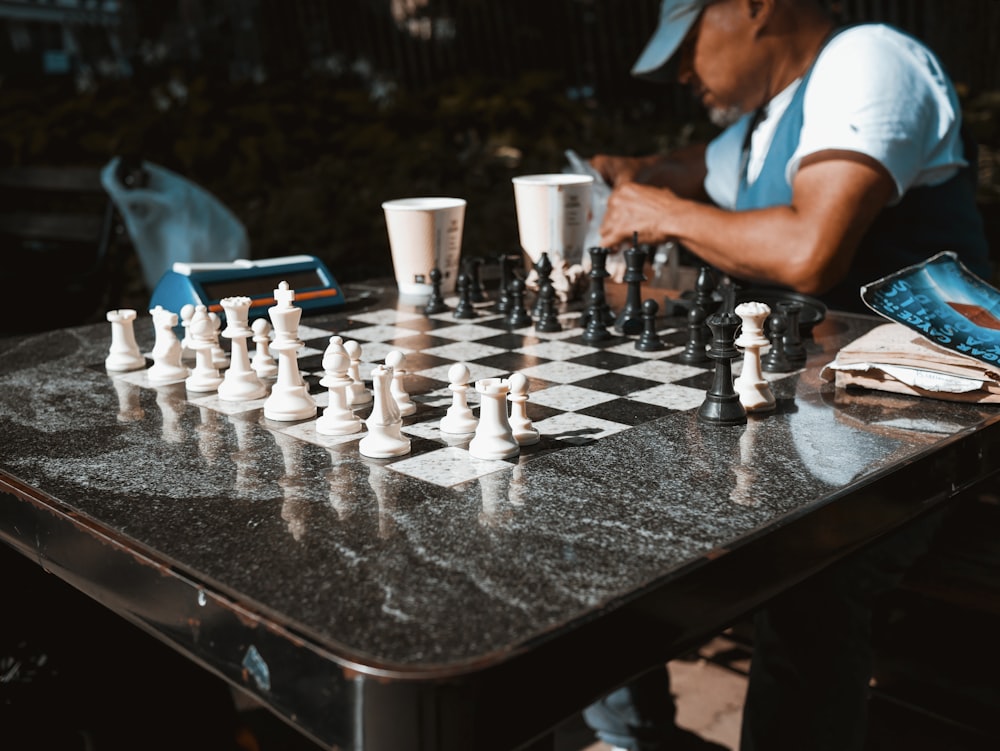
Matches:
[[860, 251, 1000, 367]]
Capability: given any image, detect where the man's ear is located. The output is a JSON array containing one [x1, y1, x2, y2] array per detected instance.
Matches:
[[747, 0, 777, 26]]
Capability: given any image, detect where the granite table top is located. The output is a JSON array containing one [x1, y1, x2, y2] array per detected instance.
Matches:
[[2, 284, 998, 750]]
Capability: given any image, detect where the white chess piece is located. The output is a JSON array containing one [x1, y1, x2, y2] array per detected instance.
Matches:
[[208, 312, 229, 369], [384, 350, 416, 416], [359, 364, 411, 458], [439, 362, 479, 435], [734, 301, 776, 413], [507, 372, 539, 445], [468, 378, 519, 460], [185, 305, 224, 392], [179, 303, 196, 359], [262, 281, 317, 421], [344, 339, 373, 406], [147, 306, 189, 384], [316, 338, 363, 436], [250, 317, 278, 379], [105, 308, 146, 372], [218, 296, 267, 401]]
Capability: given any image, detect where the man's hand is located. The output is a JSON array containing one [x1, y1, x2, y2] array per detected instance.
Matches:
[[600, 182, 681, 249]]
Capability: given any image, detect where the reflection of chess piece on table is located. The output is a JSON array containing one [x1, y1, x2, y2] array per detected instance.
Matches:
[[734, 301, 776, 413], [478, 470, 515, 528], [112, 376, 144, 423], [326, 448, 357, 520], [105, 308, 146, 372], [195, 405, 224, 462], [730, 416, 760, 507], [154, 383, 187, 443], [263, 282, 317, 421], [219, 296, 267, 402], [366, 461, 399, 539], [274, 430, 310, 542], [229, 415, 262, 498]]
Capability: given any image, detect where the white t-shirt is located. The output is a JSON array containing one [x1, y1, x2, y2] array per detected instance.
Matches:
[[704, 25, 966, 210]]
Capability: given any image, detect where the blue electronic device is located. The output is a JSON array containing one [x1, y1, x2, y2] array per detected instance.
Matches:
[[149, 255, 345, 322]]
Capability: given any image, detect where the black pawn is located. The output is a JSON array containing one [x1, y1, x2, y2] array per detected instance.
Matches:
[[505, 278, 532, 328], [535, 282, 562, 333], [423, 267, 449, 315], [679, 266, 716, 365], [777, 301, 807, 363], [582, 284, 611, 342], [697, 311, 747, 426], [453, 272, 477, 319], [615, 237, 646, 335], [532, 252, 554, 319], [636, 299, 665, 352], [762, 309, 795, 373], [463, 257, 487, 303]]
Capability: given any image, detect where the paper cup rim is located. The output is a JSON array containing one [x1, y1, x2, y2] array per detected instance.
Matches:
[[381, 197, 467, 211], [511, 174, 594, 186]]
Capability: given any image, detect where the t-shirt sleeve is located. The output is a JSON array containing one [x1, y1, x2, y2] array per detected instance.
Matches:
[[704, 113, 753, 210], [788, 26, 964, 200]]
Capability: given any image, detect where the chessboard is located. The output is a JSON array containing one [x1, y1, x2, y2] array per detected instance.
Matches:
[[109, 295, 796, 489]]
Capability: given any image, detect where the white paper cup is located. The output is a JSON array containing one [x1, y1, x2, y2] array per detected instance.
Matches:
[[512, 174, 593, 268], [382, 197, 466, 298]]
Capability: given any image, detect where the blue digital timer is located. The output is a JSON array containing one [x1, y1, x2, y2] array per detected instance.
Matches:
[[149, 255, 345, 322]]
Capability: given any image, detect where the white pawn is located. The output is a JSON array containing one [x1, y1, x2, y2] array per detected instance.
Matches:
[[208, 311, 229, 369], [147, 305, 189, 384], [507, 372, 539, 445], [359, 364, 411, 458], [218, 296, 267, 401], [251, 318, 278, 379], [439, 362, 478, 435], [316, 338, 362, 436], [734, 301, 776, 413], [105, 308, 146, 372], [469, 378, 519, 461], [385, 350, 416, 417], [185, 305, 224, 392], [344, 339, 373, 406]]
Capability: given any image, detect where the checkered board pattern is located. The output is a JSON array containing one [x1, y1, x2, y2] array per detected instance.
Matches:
[[113, 301, 791, 488]]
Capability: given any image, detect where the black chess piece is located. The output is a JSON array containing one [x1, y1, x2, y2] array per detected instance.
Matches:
[[615, 237, 647, 335], [762, 308, 795, 373], [635, 298, 665, 352], [423, 267, 449, 315], [777, 301, 807, 363], [697, 310, 747, 426], [505, 278, 532, 328], [582, 284, 611, 342], [463, 257, 487, 303], [532, 252, 554, 319], [580, 246, 614, 329], [494, 253, 517, 314], [534, 282, 562, 333], [453, 272, 477, 319], [680, 266, 717, 364]]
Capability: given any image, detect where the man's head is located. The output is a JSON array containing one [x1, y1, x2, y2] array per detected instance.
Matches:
[[634, 0, 831, 126]]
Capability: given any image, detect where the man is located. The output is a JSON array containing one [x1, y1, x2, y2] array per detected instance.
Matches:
[[592, 0, 990, 314], [583, 1, 991, 750]]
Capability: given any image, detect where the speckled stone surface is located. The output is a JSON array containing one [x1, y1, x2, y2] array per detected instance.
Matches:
[[1, 294, 998, 680]]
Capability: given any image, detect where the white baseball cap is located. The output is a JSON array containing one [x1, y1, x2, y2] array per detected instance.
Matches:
[[631, 0, 709, 78]]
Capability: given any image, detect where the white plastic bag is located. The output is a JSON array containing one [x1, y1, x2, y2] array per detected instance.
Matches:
[[101, 157, 250, 289], [563, 149, 627, 282]]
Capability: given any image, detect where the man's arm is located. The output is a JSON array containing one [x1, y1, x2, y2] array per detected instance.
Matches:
[[590, 143, 710, 200], [599, 150, 896, 295]]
